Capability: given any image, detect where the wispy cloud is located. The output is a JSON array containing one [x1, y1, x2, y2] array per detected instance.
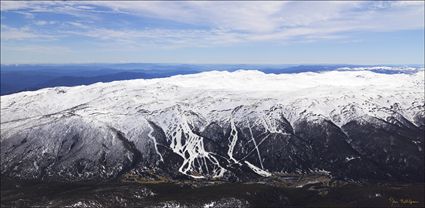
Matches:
[[84, 1, 424, 32], [34, 20, 57, 26], [0, 1, 423, 64], [1, 44, 72, 54], [1, 1, 423, 45], [0, 25, 55, 41]]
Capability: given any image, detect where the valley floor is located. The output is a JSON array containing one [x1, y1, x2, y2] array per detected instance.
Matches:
[[1, 177, 424, 208]]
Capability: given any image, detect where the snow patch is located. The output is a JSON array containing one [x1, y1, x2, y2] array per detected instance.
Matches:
[[244, 161, 271, 177]]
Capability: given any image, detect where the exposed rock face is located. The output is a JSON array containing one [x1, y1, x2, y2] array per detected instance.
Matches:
[[1, 70, 424, 182]]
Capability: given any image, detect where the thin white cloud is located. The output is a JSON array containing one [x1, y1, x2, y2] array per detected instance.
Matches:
[[34, 20, 57, 26], [83, 1, 424, 32], [1, 1, 424, 48], [0, 1, 33, 11], [1, 44, 72, 53], [0, 25, 54, 40], [64, 27, 247, 48]]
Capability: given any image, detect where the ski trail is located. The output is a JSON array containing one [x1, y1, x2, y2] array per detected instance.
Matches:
[[245, 161, 271, 177], [147, 123, 164, 162], [169, 114, 226, 178], [227, 118, 241, 164], [248, 124, 264, 169]]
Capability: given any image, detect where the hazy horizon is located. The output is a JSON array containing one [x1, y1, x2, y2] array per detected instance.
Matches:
[[1, 62, 424, 66]]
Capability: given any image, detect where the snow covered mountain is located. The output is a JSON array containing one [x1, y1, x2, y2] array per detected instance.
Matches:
[[1, 69, 424, 182]]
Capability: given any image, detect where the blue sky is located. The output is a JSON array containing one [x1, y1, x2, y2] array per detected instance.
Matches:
[[1, 1, 424, 65]]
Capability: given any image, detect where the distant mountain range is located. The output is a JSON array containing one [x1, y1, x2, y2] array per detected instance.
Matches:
[[1, 64, 422, 95]]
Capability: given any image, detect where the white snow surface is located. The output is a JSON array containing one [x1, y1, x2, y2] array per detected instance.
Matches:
[[336, 66, 423, 72], [1, 69, 423, 126], [244, 161, 271, 177], [1, 69, 424, 178]]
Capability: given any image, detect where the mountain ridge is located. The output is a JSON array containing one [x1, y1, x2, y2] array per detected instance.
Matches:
[[1, 70, 424, 182]]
